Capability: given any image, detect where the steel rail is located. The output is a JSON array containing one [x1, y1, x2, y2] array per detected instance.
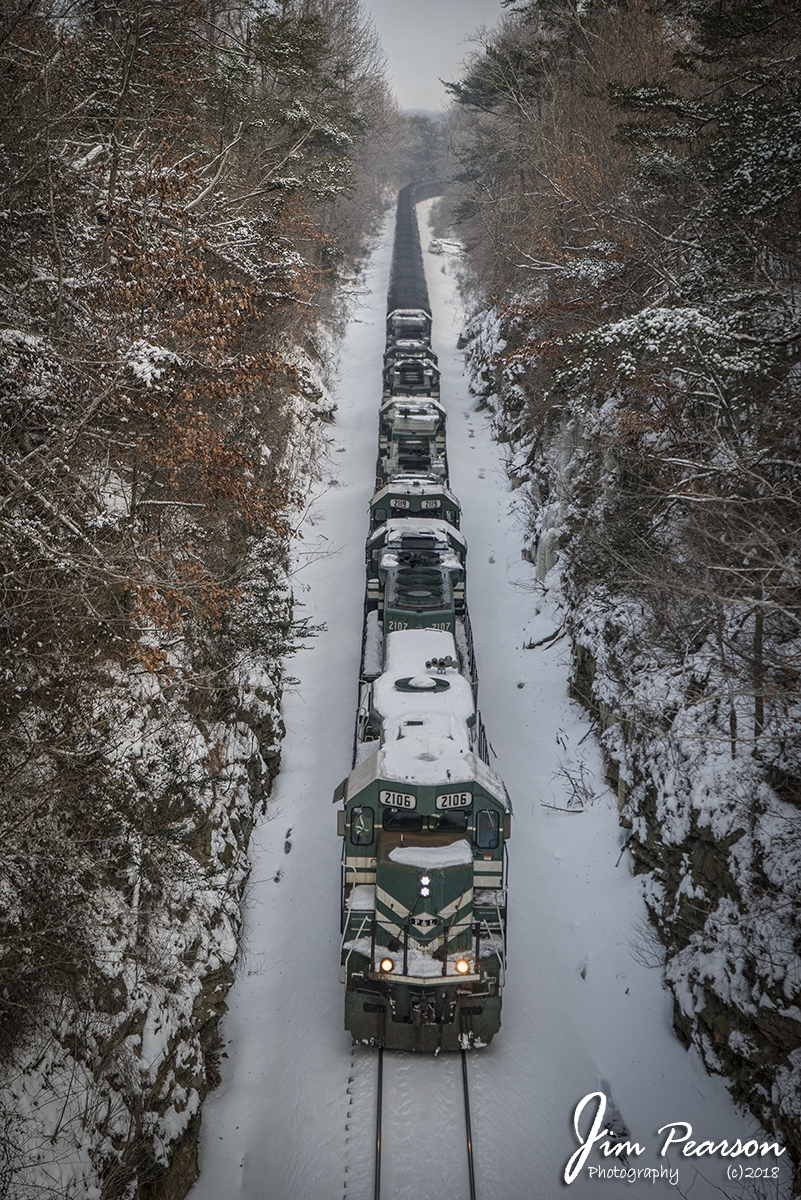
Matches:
[[461, 1049, 477, 1200], [374, 1046, 384, 1200], [370, 1049, 477, 1200]]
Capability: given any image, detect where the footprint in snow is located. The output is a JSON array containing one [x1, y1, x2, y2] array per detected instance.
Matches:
[[284, 827, 292, 854], [273, 869, 283, 883], [596, 1079, 633, 1149], [488, 554, 496, 563]]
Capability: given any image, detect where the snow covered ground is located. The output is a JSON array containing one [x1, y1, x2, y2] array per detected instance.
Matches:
[[190, 205, 778, 1200]]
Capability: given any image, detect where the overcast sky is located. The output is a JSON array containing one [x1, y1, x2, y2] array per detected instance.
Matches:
[[363, 0, 507, 112]]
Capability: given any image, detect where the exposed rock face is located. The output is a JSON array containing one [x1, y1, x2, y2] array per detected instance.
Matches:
[[0, 361, 332, 1199], [571, 636, 801, 1187], [1, 658, 287, 1200], [463, 313, 801, 1193]]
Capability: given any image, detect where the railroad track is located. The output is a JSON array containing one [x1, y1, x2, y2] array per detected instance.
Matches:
[[372, 1048, 477, 1200]]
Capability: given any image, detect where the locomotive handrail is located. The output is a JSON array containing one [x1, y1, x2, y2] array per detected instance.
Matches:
[[495, 888, 507, 987], [355, 690, 371, 744], [476, 714, 489, 764], [340, 908, 372, 984], [476, 895, 507, 989], [462, 609, 479, 685], [340, 856, 373, 982]]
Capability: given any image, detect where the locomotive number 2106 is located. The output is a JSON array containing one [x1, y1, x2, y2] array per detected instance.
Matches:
[[436, 791, 472, 809], [379, 789, 416, 809]]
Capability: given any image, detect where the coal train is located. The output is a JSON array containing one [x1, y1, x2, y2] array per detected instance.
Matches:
[[335, 184, 511, 1052]]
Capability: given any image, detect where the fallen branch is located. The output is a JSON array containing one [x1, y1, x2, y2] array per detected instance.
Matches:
[[524, 622, 567, 649]]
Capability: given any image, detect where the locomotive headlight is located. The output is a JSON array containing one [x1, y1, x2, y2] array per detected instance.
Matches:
[[419, 874, 431, 897], [455, 959, 470, 975], [420, 886, 430, 897], [380, 958, 394, 974]]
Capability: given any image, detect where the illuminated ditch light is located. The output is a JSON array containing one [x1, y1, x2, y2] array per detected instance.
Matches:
[[455, 959, 470, 975], [380, 958, 394, 973]]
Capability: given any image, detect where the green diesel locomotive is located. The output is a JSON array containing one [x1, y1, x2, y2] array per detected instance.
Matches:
[[377, 396, 447, 486], [337, 629, 510, 1051], [365, 518, 466, 633]]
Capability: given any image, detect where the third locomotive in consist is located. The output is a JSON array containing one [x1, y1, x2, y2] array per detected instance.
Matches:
[[336, 184, 511, 1053]]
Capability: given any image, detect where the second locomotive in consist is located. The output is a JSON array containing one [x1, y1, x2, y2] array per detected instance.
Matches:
[[336, 184, 511, 1052]]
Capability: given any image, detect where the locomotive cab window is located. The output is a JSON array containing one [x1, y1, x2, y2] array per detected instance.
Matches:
[[350, 806, 374, 846], [382, 808, 424, 832], [476, 809, 500, 850], [429, 811, 468, 832]]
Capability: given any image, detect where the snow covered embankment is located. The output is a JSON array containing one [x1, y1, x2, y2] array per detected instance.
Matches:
[[462, 303, 801, 1192], [0, 357, 331, 1200]]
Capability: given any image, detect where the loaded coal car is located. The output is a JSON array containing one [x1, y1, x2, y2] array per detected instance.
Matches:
[[336, 628, 510, 1051], [385, 183, 433, 349]]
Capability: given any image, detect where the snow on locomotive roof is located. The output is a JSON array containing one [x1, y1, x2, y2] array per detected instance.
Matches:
[[381, 630, 468, 693], [387, 337, 438, 359], [345, 629, 511, 805], [380, 395, 445, 415], [372, 477, 460, 502], [380, 550, 462, 574], [374, 633, 474, 722], [367, 518, 466, 548], [386, 306, 432, 320], [388, 839, 473, 868], [381, 714, 471, 783], [344, 743, 510, 810]]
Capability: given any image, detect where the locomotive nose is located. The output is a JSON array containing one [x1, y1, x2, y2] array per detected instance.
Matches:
[[378, 834, 474, 950]]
